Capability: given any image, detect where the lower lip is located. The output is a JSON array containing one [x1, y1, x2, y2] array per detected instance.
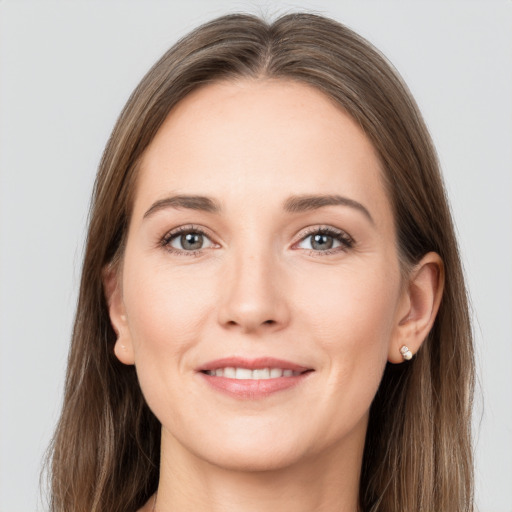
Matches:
[[199, 372, 312, 399]]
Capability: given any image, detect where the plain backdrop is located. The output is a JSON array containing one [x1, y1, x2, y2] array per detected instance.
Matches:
[[1, 1, 511, 511]]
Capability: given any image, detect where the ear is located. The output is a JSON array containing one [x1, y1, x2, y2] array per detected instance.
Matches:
[[102, 264, 135, 365], [388, 252, 444, 363]]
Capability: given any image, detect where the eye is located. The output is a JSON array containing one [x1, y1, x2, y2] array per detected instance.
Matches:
[[295, 227, 354, 253], [162, 227, 216, 254]]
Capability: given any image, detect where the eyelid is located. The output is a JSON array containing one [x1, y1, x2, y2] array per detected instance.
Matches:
[[160, 224, 219, 254], [158, 224, 354, 256], [291, 225, 355, 253]]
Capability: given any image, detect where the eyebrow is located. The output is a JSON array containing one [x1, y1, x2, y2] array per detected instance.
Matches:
[[143, 195, 221, 218], [283, 194, 374, 224], [143, 193, 374, 224]]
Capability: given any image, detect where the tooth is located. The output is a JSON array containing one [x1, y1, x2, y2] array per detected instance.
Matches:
[[223, 367, 236, 378], [253, 368, 270, 379], [270, 368, 283, 378], [208, 367, 301, 379], [235, 368, 252, 379]]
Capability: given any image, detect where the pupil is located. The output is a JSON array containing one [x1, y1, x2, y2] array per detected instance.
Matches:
[[312, 234, 333, 250], [181, 232, 203, 250]]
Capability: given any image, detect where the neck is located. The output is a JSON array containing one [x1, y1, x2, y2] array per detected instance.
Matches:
[[152, 424, 365, 512]]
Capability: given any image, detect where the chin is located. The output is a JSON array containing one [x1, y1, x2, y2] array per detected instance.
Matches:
[[199, 442, 306, 473], [165, 420, 312, 473]]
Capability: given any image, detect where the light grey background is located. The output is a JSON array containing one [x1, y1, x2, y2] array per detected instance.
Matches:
[[1, 1, 511, 511]]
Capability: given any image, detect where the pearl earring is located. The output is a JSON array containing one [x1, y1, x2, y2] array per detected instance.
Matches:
[[400, 345, 413, 361]]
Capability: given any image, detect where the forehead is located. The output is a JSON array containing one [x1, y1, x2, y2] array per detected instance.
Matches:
[[135, 79, 391, 223]]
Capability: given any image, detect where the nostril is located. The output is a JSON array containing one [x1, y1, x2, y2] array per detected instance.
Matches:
[[263, 319, 276, 325]]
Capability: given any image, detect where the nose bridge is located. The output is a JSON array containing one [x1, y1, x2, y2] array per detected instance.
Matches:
[[218, 237, 289, 332]]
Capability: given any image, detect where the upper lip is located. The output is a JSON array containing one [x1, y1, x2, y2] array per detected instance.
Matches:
[[197, 357, 312, 373]]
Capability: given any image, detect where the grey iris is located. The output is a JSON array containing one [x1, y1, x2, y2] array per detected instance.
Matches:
[[311, 233, 333, 250], [181, 233, 203, 250]]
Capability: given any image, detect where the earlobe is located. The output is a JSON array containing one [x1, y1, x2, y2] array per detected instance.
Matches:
[[388, 252, 444, 364], [102, 264, 135, 365], [113, 338, 135, 365]]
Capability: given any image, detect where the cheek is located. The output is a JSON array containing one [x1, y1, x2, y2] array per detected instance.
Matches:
[[121, 258, 220, 385], [120, 260, 219, 421], [297, 261, 398, 348], [124, 260, 209, 336], [294, 260, 399, 418]]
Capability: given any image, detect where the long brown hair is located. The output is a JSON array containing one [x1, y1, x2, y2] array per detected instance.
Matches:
[[47, 12, 474, 512]]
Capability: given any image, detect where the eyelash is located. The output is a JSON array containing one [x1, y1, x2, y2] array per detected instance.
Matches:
[[293, 226, 354, 256], [160, 225, 214, 256], [160, 225, 354, 256]]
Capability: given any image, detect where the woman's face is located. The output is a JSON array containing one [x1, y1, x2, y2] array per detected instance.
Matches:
[[111, 79, 408, 471]]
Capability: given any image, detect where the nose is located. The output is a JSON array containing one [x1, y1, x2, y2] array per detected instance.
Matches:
[[217, 248, 291, 334]]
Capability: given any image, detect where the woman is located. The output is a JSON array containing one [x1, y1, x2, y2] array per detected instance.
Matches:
[[48, 12, 474, 512]]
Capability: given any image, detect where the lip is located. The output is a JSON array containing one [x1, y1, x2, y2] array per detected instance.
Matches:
[[197, 357, 314, 400], [197, 356, 311, 373]]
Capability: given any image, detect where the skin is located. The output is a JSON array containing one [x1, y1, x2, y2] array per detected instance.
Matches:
[[105, 79, 443, 512]]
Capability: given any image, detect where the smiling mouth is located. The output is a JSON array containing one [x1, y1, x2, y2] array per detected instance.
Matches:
[[197, 357, 314, 399], [201, 367, 305, 379]]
